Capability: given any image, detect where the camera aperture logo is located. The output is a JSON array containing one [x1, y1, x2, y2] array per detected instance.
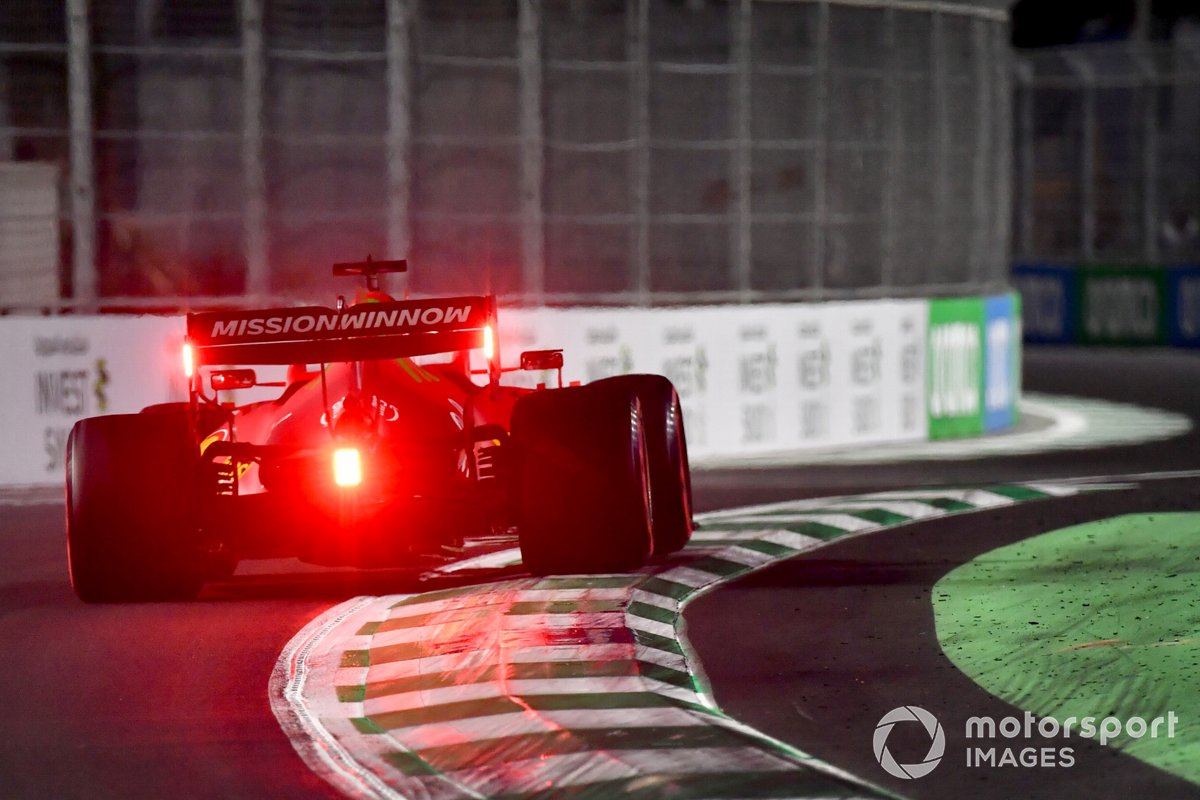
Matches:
[[873, 706, 946, 779], [872, 706, 1180, 779]]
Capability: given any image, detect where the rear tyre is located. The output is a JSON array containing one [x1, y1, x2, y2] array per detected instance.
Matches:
[[593, 375, 694, 555], [66, 413, 204, 602], [512, 385, 653, 575], [141, 402, 230, 437]]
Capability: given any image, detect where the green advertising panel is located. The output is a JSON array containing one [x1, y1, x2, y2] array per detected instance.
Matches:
[[1076, 264, 1168, 345], [927, 296, 986, 440]]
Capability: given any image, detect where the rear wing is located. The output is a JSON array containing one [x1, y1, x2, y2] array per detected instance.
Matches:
[[186, 295, 493, 367]]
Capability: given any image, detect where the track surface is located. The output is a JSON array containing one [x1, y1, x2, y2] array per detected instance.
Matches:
[[0, 346, 1195, 798], [686, 347, 1200, 799]]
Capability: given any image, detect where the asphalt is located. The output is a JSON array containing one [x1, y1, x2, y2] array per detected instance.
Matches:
[[0, 346, 1196, 798], [686, 346, 1200, 799], [0, 502, 348, 800]]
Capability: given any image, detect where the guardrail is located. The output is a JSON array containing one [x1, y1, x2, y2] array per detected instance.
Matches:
[[0, 292, 1019, 487]]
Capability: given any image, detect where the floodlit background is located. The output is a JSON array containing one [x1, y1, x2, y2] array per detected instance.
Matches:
[[0, 1, 1197, 307]]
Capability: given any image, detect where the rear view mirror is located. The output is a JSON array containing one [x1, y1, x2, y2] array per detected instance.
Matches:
[[210, 368, 257, 391], [520, 349, 564, 371]]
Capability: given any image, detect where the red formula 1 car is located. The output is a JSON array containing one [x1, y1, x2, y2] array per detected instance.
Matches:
[[65, 260, 692, 602]]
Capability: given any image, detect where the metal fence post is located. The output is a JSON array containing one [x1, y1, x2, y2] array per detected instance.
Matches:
[[628, 0, 650, 304], [1073, 55, 1097, 262], [731, 0, 753, 298], [881, 7, 898, 288], [241, 0, 268, 297], [970, 18, 991, 283], [386, 0, 412, 292], [1015, 59, 1034, 263], [0, 63, 11, 161], [812, 1, 829, 290], [1140, 51, 1159, 263], [517, 0, 545, 302], [993, 25, 1013, 276], [67, 0, 96, 305], [931, 10, 948, 283]]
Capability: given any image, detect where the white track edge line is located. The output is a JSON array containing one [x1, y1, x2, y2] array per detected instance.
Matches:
[[269, 596, 409, 800]]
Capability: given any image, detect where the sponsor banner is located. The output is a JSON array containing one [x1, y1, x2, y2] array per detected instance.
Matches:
[[1012, 262, 1200, 348], [554, 307, 640, 386], [776, 301, 927, 452], [0, 295, 1013, 486], [1079, 265, 1167, 345], [819, 301, 929, 448], [1166, 265, 1200, 348], [818, 304, 872, 449], [0, 315, 184, 486], [1011, 263, 1077, 343], [733, 312, 783, 450], [927, 297, 986, 440], [790, 303, 836, 448], [656, 308, 719, 454], [884, 300, 930, 442], [984, 293, 1022, 433], [189, 296, 488, 346]]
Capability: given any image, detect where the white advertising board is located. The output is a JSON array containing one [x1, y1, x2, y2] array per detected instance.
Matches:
[[0, 299, 938, 486], [0, 314, 185, 486]]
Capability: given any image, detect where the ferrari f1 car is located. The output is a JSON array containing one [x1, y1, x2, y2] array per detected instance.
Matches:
[[65, 260, 693, 602]]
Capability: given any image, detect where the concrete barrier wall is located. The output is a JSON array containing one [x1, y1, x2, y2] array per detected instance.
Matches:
[[0, 292, 1020, 487], [0, 315, 187, 486]]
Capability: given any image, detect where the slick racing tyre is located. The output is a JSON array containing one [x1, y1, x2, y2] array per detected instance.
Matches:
[[66, 412, 204, 602], [512, 384, 653, 575], [593, 375, 694, 556], [141, 402, 230, 437]]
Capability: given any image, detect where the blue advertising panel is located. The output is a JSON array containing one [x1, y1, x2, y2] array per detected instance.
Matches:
[[1010, 263, 1077, 344], [1167, 265, 1200, 348], [983, 293, 1020, 432]]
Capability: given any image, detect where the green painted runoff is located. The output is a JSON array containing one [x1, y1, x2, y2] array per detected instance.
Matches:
[[934, 513, 1200, 784]]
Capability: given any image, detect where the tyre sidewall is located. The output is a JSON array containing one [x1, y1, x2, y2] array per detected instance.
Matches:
[[67, 413, 202, 602], [513, 386, 653, 575], [590, 374, 693, 555]]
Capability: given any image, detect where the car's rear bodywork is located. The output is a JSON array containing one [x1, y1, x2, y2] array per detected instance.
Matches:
[[185, 290, 523, 566], [65, 259, 693, 602]]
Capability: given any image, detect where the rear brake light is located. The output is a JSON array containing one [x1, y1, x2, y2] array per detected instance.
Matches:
[[332, 447, 362, 487], [483, 324, 495, 361], [182, 342, 195, 379]]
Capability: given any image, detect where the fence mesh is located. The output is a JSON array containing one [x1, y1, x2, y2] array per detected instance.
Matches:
[[0, 0, 1010, 307], [1014, 33, 1200, 265]]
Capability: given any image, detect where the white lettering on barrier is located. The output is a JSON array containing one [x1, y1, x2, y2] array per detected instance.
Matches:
[[736, 324, 777, 446], [901, 340, 922, 432], [796, 318, 832, 443], [1016, 275, 1065, 339], [0, 316, 185, 485], [929, 322, 980, 419], [986, 317, 1013, 413], [1085, 277, 1158, 340], [891, 305, 927, 438], [849, 326, 882, 436], [1179, 277, 1200, 341], [0, 298, 999, 485]]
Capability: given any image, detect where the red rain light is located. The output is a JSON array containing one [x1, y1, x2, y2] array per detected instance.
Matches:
[[333, 447, 363, 487], [483, 324, 495, 361]]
